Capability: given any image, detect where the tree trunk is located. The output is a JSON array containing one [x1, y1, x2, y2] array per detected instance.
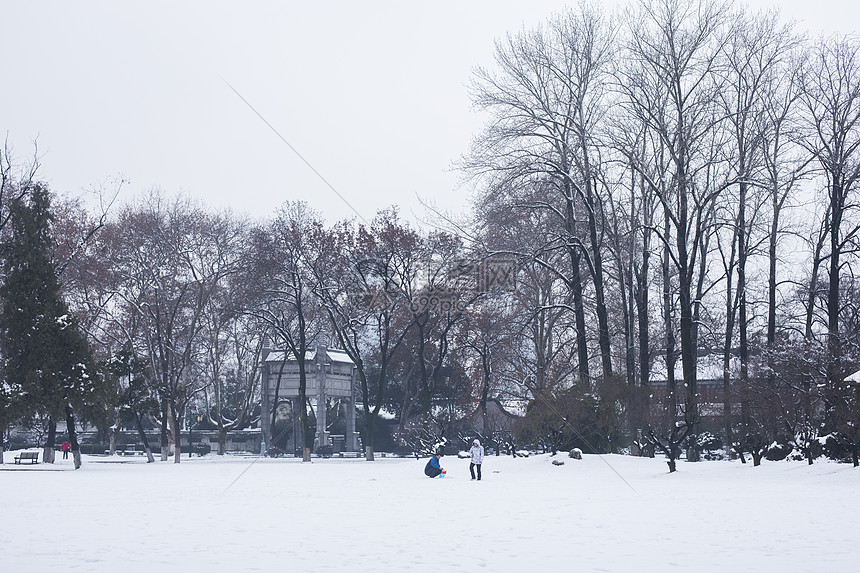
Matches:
[[43, 418, 56, 464], [805, 210, 829, 339], [219, 427, 228, 455], [722, 230, 737, 460], [300, 407, 311, 462], [663, 212, 678, 435], [481, 348, 491, 440], [297, 350, 312, 463], [722, 366, 733, 460], [270, 359, 287, 444], [585, 191, 612, 379], [737, 181, 752, 465], [65, 405, 82, 470], [160, 398, 169, 461], [636, 168, 653, 389], [570, 247, 589, 383], [635, 270, 650, 387], [171, 410, 182, 464], [365, 415, 376, 461], [680, 273, 699, 462], [827, 180, 843, 390], [767, 191, 779, 347], [676, 136, 699, 460], [109, 411, 120, 455], [566, 194, 590, 384], [135, 412, 155, 463], [619, 252, 635, 386]]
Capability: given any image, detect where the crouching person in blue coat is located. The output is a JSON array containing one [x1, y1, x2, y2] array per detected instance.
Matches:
[[424, 451, 444, 477]]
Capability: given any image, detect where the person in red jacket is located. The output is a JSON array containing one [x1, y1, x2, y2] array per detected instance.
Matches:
[[61, 441, 71, 459]]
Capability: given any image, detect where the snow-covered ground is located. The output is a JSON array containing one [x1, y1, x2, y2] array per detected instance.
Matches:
[[2, 450, 857, 572]]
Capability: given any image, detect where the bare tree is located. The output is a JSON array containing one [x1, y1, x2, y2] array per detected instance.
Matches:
[[311, 210, 419, 461], [197, 222, 261, 455], [618, 0, 730, 456], [0, 137, 38, 237], [113, 192, 237, 463], [759, 45, 812, 349], [250, 202, 325, 462], [801, 35, 860, 386], [468, 3, 617, 382], [715, 8, 801, 456]]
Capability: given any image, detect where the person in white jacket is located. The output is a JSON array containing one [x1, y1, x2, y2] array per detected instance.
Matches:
[[469, 439, 484, 480]]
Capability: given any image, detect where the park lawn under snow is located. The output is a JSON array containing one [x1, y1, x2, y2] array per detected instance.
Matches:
[[2, 451, 857, 572]]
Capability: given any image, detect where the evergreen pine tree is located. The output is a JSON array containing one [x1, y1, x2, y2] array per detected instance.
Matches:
[[0, 184, 96, 468]]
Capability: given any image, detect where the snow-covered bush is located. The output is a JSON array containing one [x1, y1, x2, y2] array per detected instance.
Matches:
[[569, 448, 582, 460], [192, 443, 211, 456], [765, 441, 792, 462], [695, 432, 722, 451], [694, 432, 723, 460], [265, 446, 285, 458], [821, 434, 856, 463]]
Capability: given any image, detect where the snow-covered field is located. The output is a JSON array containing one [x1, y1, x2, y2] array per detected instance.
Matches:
[[2, 450, 857, 572]]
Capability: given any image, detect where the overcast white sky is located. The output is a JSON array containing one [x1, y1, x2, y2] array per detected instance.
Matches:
[[1, 0, 857, 224]]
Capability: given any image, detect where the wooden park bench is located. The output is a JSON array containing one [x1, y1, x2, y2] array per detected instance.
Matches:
[[14, 451, 39, 464]]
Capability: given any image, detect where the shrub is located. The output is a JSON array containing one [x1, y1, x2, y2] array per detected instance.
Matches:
[[393, 445, 413, 457], [821, 434, 854, 463], [514, 376, 645, 454], [193, 443, 211, 456], [695, 432, 723, 451], [179, 443, 211, 455], [265, 446, 285, 458], [765, 440, 793, 461], [79, 444, 109, 455], [8, 443, 39, 451], [687, 432, 724, 460]]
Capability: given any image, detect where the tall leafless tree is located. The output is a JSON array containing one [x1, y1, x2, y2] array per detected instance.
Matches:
[[619, 0, 730, 455], [801, 35, 860, 386], [468, 4, 617, 382]]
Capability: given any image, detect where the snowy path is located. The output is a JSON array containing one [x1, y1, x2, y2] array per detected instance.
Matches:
[[2, 451, 857, 572]]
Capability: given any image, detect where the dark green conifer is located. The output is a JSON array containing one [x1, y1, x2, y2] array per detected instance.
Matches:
[[0, 184, 95, 468]]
